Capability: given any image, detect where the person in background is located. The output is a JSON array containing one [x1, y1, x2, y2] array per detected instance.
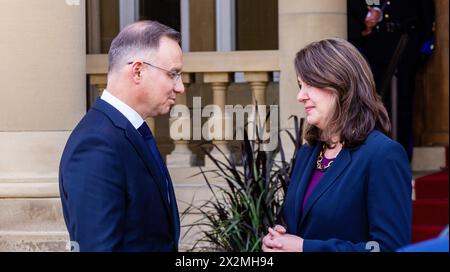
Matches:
[[347, 0, 435, 161]]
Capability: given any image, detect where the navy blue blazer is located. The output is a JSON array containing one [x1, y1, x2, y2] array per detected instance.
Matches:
[[59, 99, 180, 252], [283, 130, 412, 252]]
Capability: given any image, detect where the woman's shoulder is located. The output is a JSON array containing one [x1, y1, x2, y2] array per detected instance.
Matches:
[[360, 130, 407, 158], [365, 130, 397, 147]]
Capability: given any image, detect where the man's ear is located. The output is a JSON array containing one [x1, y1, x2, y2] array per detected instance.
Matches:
[[130, 61, 144, 83]]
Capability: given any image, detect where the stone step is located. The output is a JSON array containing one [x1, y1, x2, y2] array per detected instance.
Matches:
[[0, 231, 68, 252], [0, 182, 59, 198], [412, 146, 447, 172], [0, 198, 66, 232], [0, 196, 206, 251], [0, 214, 207, 252]]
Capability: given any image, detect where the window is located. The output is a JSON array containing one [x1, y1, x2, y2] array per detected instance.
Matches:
[[86, 0, 278, 54]]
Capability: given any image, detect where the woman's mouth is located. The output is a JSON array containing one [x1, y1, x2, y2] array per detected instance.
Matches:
[[304, 106, 315, 113]]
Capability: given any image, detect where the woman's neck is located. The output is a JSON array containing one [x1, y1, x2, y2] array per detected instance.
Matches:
[[324, 136, 342, 159]]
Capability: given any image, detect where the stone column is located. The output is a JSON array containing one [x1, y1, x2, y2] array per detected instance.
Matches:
[[203, 72, 231, 167], [87, 0, 101, 54], [90, 75, 107, 96], [0, 0, 86, 251], [245, 72, 270, 142], [167, 73, 196, 167], [278, 0, 347, 158], [147, 117, 156, 135], [245, 72, 269, 106], [421, 0, 449, 146], [411, 0, 449, 171], [0, 0, 86, 193]]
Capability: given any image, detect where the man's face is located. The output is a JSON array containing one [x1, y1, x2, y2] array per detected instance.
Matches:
[[139, 36, 184, 118]]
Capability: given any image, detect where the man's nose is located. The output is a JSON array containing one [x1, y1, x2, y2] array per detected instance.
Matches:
[[174, 79, 185, 94]]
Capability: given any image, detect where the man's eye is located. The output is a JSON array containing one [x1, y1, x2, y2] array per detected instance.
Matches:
[[167, 72, 176, 79]]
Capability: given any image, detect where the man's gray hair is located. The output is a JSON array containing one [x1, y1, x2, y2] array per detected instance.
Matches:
[[108, 20, 181, 73]]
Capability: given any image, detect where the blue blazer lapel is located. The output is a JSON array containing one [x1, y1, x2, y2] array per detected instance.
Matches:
[[167, 175, 180, 246], [148, 143, 180, 244], [125, 124, 177, 224], [299, 148, 352, 227], [93, 99, 173, 220], [126, 126, 181, 244], [292, 144, 322, 229]]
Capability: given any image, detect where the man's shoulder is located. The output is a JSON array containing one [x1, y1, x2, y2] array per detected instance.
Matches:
[[68, 107, 124, 146], [75, 107, 114, 132]]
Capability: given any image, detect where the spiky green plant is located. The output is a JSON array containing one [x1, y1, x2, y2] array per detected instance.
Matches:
[[181, 116, 304, 252]]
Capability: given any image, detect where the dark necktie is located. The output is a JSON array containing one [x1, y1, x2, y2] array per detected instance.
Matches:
[[137, 122, 170, 203]]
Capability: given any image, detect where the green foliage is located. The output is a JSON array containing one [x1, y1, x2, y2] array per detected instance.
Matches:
[[182, 116, 304, 252]]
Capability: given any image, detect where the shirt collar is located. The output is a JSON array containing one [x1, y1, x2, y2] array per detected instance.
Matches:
[[100, 89, 144, 129]]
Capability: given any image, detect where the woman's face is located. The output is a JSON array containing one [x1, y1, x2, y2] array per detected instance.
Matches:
[[296, 76, 336, 130]]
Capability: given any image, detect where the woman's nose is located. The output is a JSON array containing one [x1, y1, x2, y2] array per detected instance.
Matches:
[[297, 88, 308, 103]]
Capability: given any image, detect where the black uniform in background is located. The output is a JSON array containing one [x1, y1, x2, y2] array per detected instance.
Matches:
[[348, 0, 435, 161]]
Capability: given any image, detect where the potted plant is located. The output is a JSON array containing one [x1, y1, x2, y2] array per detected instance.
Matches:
[[181, 115, 304, 252]]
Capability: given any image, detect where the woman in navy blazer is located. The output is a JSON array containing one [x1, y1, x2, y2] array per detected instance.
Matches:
[[262, 38, 412, 252]]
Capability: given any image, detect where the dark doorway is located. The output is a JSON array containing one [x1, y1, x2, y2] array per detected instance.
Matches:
[[139, 0, 181, 31], [236, 0, 278, 50]]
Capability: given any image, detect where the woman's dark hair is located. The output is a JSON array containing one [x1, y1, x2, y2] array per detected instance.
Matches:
[[294, 38, 391, 148]]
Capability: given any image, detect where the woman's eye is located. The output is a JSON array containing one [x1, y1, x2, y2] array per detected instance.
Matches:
[[297, 81, 302, 90]]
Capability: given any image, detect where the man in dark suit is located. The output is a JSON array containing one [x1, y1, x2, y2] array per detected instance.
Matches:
[[347, 0, 435, 161], [59, 21, 184, 251]]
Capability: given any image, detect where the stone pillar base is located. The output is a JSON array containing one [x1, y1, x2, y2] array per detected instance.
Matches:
[[204, 141, 231, 168], [167, 153, 197, 168], [166, 141, 197, 167]]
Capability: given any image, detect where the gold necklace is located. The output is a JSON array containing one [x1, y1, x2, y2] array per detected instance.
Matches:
[[316, 144, 334, 171]]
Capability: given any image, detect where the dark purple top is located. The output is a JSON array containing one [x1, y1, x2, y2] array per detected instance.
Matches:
[[302, 156, 335, 211]]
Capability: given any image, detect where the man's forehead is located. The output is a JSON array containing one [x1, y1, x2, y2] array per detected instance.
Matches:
[[153, 39, 183, 68]]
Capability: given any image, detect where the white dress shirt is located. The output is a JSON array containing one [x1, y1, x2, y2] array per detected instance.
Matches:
[[100, 89, 171, 203], [100, 89, 144, 129]]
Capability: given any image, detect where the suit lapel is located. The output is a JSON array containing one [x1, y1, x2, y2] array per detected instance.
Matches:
[[292, 144, 322, 229], [126, 126, 180, 245], [124, 124, 173, 217], [93, 99, 174, 222], [149, 135, 180, 243], [152, 147, 180, 244], [167, 174, 180, 247], [299, 147, 351, 227]]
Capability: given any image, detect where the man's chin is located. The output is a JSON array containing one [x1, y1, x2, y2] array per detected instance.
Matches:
[[159, 106, 172, 116]]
